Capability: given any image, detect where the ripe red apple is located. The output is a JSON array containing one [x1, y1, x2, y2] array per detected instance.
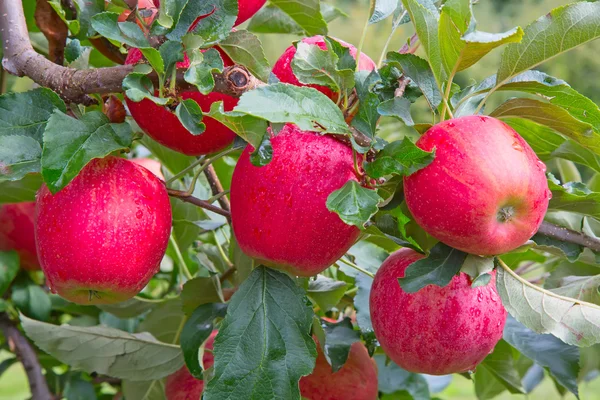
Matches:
[[300, 337, 378, 400], [272, 35, 377, 100], [0, 202, 40, 270], [165, 330, 217, 400], [131, 158, 164, 181], [404, 115, 550, 255], [35, 156, 172, 304], [125, 48, 238, 156], [235, 0, 267, 26], [230, 124, 364, 277], [369, 248, 507, 375]]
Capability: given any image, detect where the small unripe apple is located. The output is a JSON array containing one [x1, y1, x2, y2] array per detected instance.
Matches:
[[165, 330, 217, 400], [35, 156, 172, 304], [369, 248, 507, 375], [125, 49, 238, 156], [131, 158, 164, 181], [272, 35, 377, 100], [0, 202, 40, 270], [404, 115, 550, 255], [300, 337, 378, 400], [230, 124, 364, 277], [235, 0, 267, 26]]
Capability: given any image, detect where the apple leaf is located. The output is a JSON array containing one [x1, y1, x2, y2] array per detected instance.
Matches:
[[496, 260, 600, 347], [377, 97, 414, 126], [249, 135, 273, 167], [0, 251, 19, 297], [474, 365, 509, 400], [269, 0, 327, 36], [0, 135, 42, 181], [398, 242, 467, 293], [550, 275, 600, 305], [375, 354, 431, 399], [184, 48, 224, 95], [354, 274, 374, 333], [122, 73, 170, 105], [386, 52, 442, 110], [218, 30, 271, 82], [204, 266, 316, 400], [320, 318, 361, 372], [122, 379, 167, 400], [503, 315, 580, 397], [137, 298, 186, 344], [369, 0, 398, 24], [364, 137, 434, 179], [0, 174, 43, 203], [41, 110, 133, 193], [235, 83, 350, 135], [181, 277, 225, 316], [548, 177, 600, 221], [531, 233, 583, 262], [21, 314, 183, 381], [477, 339, 526, 394], [166, 0, 237, 43], [497, 1, 600, 85], [326, 181, 382, 229], [11, 276, 51, 322], [491, 98, 600, 155], [307, 276, 347, 312], [159, 40, 184, 79], [180, 303, 227, 379], [175, 99, 206, 135], [91, 12, 150, 48], [207, 101, 268, 148], [248, 4, 344, 35], [351, 70, 381, 139], [344, 241, 389, 278], [98, 297, 164, 319], [460, 255, 495, 280]]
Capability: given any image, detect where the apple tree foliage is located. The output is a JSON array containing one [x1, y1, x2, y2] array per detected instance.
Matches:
[[1, 0, 600, 399]]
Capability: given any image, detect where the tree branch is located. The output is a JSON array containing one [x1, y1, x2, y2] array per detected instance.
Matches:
[[537, 221, 600, 253], [167, 189, 231, 222], [0, 314, 52, 400], [204, 164, 231, 213]]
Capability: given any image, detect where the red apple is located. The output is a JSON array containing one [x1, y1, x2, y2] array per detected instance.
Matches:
[[235, 0, 267, 26], [165, 330, 217, 400], [272, 36, 377, 101], [404, 115, 550, 256], [230, 124, 364, 277], [131, 158, 164, 181], [0, 202, 40, 270], [35, 156, 172, 305], [125, 48, 238, 156], [369, 248, 507, 375], [300, 337, 378, 400]]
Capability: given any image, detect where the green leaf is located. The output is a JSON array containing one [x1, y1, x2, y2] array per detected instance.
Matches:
[[41, 110, 133, 193], [234, 83, 350, 135], [497, 1, 600, 85], [181, 277, 225, 316], [321, 318, 361, 372], [184, 48, 225, 95], [269, 0, 327, 36], [175, 99, 206, 135], [141, 136, 196, 176], [351, 70, 381, 139], [166, 0, 237, 43], [474, 365, 508, 400], [219, 30, 271, 82], [375, 354, 431, 399], [503, 315, 580, 397], [461, 254, 495, 279], [0, 88, 66, 142], [307, 276, 347, 311], [478, 340, 526, 394], [180, 303, 227, 379], [291, 41, 353, 94], [98, 297, 163, 319], [370, 0, 399, 24], [497, 262, 600, 347], [548, 177, 600, 220], [386, 52, 442, 110], [207, 101, 268, 148], [364, 137, 434, 179], [398, 242, 467, 293], [122, 379, 167, 400], [63, 375, 96, 400], [137, 298, 185, 344], [377, 97, 414, 126], [326, 181, 382, 229], [123, 73, 170, 105], [531, 233, 583, 262], [0, 135, 42, 181], [91, 12, 151, 48], [550, 275, 600, 305], [11, 276, 51, 322], [48, 0, 80, 34], [249, 135, 273, 167], [0, 251, 19, 297], [248, 4, 345, 35], [354, 274, 374, 332], [401, 0, 445, 85], [140, 48, 165, 76], [0, 174, 43, 203], [21, 314, 184, 380], [159, 40, 185, 78], [491, 98, 600, 154], [204, 266, 316, 400], [155, 0, 187, 31], [73, 0, 104, 39]]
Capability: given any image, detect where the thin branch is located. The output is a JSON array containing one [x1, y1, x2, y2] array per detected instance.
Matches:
[[167, 189, 231, 222], [0, 314, 52, 400], [537, 221, 600, 252], [204, 164, 231, 213], [220, 266, 237, 284]]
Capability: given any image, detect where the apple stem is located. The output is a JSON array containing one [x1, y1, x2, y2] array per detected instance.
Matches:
[[169, 235, 194, 280], [338, 257, 375, 279]]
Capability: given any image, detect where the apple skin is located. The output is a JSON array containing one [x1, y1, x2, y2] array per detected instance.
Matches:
[[125, 49, 238, 156], [131, 158, 165, 181], [235, 0, 267, 26], [165, 330, 217, 400], [35, 156, 172, 305], [0, 202, 40, 270], [369, 248, 507, 375], [272, 36, 377, 100], [404, 115, 550, 256], [230, 124, 363, 277], [299, 338, 378, 400]]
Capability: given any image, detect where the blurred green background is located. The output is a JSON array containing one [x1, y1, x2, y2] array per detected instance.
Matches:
[[2, 0, 600, 399]]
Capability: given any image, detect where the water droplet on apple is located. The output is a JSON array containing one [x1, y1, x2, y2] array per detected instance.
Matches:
[[477, 292, 484, 302], [547, 189, 553, 199], [136, 210, 143, 219], [536, 160, 547, 172], [447, 122, 455, 128], [512, 141, 523, 152]]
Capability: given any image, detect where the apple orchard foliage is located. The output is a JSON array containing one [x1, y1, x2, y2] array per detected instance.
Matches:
[[2, 0, 600, 399]]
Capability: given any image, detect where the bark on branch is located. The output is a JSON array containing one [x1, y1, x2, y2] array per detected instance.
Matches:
[[167, 189, 231, 222], [537, 221, 600, 253]]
